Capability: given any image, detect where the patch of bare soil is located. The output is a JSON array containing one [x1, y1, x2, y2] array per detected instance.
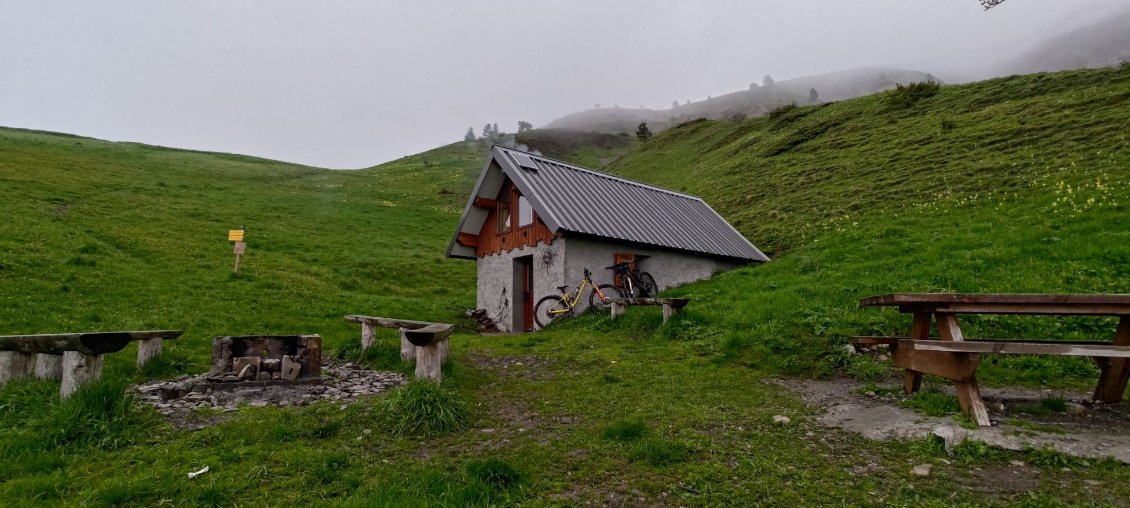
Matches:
[[467, 353, 558, 380], [777, 376, 1130, 463]]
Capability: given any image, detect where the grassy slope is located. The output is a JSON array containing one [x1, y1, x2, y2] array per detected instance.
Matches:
[[2, 67, 1130, 506], [606, 66, 1130, 385]]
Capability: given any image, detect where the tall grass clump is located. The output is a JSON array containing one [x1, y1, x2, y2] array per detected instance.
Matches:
[[1, 379, 152, 454], [464, 457, 524, 489], [379, 381, 470, 435], [601, 418, 649, 442]]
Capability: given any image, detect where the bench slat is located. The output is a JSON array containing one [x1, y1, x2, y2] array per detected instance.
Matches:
[[0, 330, 183, 355], [609, 298, 689, 309], [402, 323, 455, 347], [344, 315, 437, 330], [901, 339, 1130, 358]]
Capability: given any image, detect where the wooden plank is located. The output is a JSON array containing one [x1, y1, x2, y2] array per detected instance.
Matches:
[[456, 233, 480, 248], [891, 344, 980, 382], [136, 338, 163, 367], [898, 303, 1130, 316], [402, 323, 454, 347], [60, 351, 103, 399], [344, 315, 440, 330], [609, 298, 690, 308], [0, 351, 34, 385], [0, 330, 183, 355], [415, 342, 444, 384], [850, 336, 906, 345], [903, 312, 932, 394], [936, 313, 991, 427], [861, 293, 1130, 307], [472, 197, 497, 210], [906, 339, 1130, 358], [1094, 316, 1130, 403], [35, 354, 62, 380], [860, 293, 1130, 316]]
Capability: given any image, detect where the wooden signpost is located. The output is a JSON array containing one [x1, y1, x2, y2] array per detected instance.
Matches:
[[229, 227, 247, 274]]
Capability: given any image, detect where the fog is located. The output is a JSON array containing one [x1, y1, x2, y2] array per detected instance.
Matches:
[[1, 1, 1125, 168]]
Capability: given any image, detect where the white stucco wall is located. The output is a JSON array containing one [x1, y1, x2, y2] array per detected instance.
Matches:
[[475, 235, 748, 332]]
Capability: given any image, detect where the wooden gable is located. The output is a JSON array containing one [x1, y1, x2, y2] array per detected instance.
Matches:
[[458, 177, 556, 257]]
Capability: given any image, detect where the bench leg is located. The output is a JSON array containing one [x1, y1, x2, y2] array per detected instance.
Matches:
[[662, 303, 674, 323], [610, 302, 624, 320], [136, 338, 163, 367], [903, 370, 922, 394], [0, 351, 34, 386], [1094, 316, 1130, 403], [361, 322, 376, 351], [399, 328, 416, 362], [35, 354, 63, 380], [61, 351, 103, 400], [415, 340, 444, 384], [936, 313, 991, 427], [901, 312, 932, 394]]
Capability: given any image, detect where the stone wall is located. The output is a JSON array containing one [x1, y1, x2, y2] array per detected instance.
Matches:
[[562, 236, 747, 313], [475, 235, 748, 332], [476, 238, 566, 333]]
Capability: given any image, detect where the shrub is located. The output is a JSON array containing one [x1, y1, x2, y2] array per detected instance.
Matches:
[[379, 381, 470, 435], [885, 81, 941, 109]]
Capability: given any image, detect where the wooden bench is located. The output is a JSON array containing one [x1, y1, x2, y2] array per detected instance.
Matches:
[[609, 298, 690, 323], [0, 330, 184, 399], [857, 293, 1130, 427], [344, 315, 454, 384]]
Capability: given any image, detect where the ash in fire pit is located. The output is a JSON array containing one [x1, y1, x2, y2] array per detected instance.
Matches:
[[209, 335, 321, 382]]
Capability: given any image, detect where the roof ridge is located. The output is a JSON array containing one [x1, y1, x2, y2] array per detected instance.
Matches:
[[495, 145, 704, 203]]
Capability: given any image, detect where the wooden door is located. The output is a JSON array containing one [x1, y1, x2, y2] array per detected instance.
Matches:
[[521, 258, 534, 332]]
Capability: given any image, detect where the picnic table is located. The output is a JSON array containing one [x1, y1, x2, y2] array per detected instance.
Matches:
[[856, 294, 1130, 427]]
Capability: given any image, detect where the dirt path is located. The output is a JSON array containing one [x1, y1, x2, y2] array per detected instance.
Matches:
[[780, 377, 1130, 463]]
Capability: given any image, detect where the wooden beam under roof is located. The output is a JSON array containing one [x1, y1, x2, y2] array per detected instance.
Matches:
[[456, 233, 480, 248]]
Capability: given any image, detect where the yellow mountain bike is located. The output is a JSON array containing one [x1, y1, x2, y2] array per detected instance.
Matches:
[[533, 268, 619, 329]]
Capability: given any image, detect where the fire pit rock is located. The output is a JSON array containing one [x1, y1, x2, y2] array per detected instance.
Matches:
[[133, 357, 406, 428]]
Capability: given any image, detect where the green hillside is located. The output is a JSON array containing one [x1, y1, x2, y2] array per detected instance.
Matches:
[[602, 66, 1130, 383], [2, 66, 1130, 506]]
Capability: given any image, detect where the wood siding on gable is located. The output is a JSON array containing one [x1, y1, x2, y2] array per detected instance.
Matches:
[[475, 182, 557, 257]]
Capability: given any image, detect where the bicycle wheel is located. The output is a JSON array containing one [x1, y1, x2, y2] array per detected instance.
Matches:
[[588, 284, 621, 311], [638, 272, 658, 297], [534, 295, 572, 329]]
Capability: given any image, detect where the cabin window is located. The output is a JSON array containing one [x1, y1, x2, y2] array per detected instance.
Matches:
[[497, 202, 511, 233], [517, 196, 533, 227], [497, 188, 512, 233]]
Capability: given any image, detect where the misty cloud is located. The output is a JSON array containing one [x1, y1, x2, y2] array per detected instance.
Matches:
[[0, 0, 1125, 168]]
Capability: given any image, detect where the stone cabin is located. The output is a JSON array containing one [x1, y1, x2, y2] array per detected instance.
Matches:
[[446, 146, 769, 332]]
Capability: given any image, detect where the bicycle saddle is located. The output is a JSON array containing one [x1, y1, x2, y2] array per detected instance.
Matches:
[[557, 285, 569, 293]]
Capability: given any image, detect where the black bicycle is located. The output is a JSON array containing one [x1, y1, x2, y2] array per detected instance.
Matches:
[[605, 256, 657, 298]]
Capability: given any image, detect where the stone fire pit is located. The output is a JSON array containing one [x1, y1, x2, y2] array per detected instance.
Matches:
[[132, 334, 406, 429]]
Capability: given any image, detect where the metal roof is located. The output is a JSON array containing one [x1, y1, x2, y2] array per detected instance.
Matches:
[[446, 146, 769, 262]]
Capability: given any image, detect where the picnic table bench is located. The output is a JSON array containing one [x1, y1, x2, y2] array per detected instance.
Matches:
[[609, 298, 690, 323], [856, 293, 1130, 427], [344, 315, 454, 384], [0, 330, 183, 398]]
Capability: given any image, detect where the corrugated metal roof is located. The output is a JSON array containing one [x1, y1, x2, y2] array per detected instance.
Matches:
[[446, 146, 768, 262]]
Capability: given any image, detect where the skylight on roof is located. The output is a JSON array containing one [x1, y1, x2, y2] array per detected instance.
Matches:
[[511, 152, 538, 171]]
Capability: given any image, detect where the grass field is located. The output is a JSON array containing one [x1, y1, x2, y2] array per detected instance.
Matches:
[[2, 66, 1130, 506]]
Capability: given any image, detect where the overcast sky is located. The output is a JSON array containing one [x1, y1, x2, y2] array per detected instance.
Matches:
[[1, 1, 1125, 169]]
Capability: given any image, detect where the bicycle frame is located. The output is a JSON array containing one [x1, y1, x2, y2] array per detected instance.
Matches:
[[548, 271, 607, 316]]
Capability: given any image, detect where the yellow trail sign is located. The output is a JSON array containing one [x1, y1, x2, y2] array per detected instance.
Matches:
[[228, 230, 245, 242]]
